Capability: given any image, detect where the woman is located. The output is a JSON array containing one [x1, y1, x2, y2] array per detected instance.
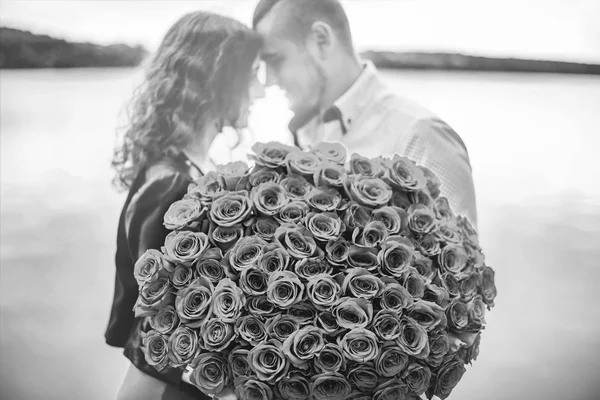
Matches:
[[105, 11, 264, 400]]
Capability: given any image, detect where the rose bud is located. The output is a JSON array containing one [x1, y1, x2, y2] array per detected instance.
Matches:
[[274, 224, 318, 259], [480, 266, 497, 309], [286, 150, 322, 178], [445, 300, 469, 331], [305, 212, 346, 243], [337, 328, 380, 363], [402, 363, 432, 396], [252, 181, 289, 216], [210, 190, 254, 227], [310, 373, 352, 400], [251, 141, 298, 168], [390, 189, 412, 210], [229, 346, 252, 379], [428, 359, 466, 400], [407, 204, 437, 236], [134, 249, 172, 285], [467, 295, 486, 327], [174, 276, 213, 328], [310, 142, 348, 165], [436, 222, 463, 245], [371, 309, 402, 341], [375, 344, 409, 378], [163, 197, 206, 231], [435, 196, 455, 221], [347, 363, 379, 393], [246, 295, 278, 318], [371, 206, 407, 235], [235, 376, 274, 400], [417, 233, 442, 257], [189, 352, 231, 396], [342, 267, 384, 300], [258, 243, 290, 273], [280, 174, 313, 200], [211, 278, 246, 322], [227, 236, 268, 273], [402, 267, 426, 299], [134, 276, 173, 317], [287, 301, 318, 326], [163, 230, 209, 267], [167, 326, 200, 367], [378, 279, 414, 313], [282, 326, 326, 369], [423, 283, 451, 308], [396, 316, 430, 359], [458, 332, 481, 365], [382, 155, 426, 192], [372, 378, 407, 400], [352, 221, 389, 248], [239, 267, 269, 296], [193, 249, 226, 285], [235, 315, 268, 346], [409, 300, 447, 332], [410, 189, 435, 209], [149, 305, 179, 335], [215, 160, 250, 190], [266, 271, 305, 309], [248, 339, 290, 384], [377, 236, 415, 277], [348, 245, 379, 271], [305, 187, 343, 212], [438, 244, 468, 274], [316, 311, 344, 336], [140, 330, 170, 371], [419, 165, 441, 199], [458, 272, 480, 301], [185, 171, 226, 206], [349, 153, 385, 178], [277, 371, 311, 400], [314, 343, 346, 374], [295, 257, 333, 281], [412, 254, 435, 281], [199, 318, 236, 352], [440, 271, 460, 299], [306, 273, 344, 311], [209, 223, 243, 253], [249, 167, 281, 189], [266, 314, 302, 342], [314, 161, 347, 187], [456, 215, 478, 239], [342, 202, 372, 230], [252, 217, 280, 242], [332, 297, 373, 329], [427, 330, 450, 368], [171, 264, 194, 290], [277, 201, 310, 225], [325, 238, 351, 267], [345, 176, 393, 208]]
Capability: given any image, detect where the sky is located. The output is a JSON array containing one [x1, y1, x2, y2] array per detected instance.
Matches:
[[1, 0, 600, 63]]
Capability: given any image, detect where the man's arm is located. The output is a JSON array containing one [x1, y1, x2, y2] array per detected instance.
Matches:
[[398, 118, 478, 229]]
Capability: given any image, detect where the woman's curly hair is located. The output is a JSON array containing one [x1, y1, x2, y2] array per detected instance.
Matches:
[[112, 11, 263, 190]]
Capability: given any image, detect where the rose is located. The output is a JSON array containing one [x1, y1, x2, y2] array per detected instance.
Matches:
[[193, 248, 226, 285], [325, 238, 350, 267], [464, 241, 485, 269], [286, 151, 322, 177], [305, 212, 345, 242], [199, 319, 236, 352], [310, 373, 352, 400], [229, 347, 252, 378], [407, 204, 437, 236], [409, 300, 447, 332], [314, 343, 345, 374], [140, 330, 169, 370], [402, 363, 432, 396], [438, 244, 468, 274], [371, 309, 402, 341], [375, 344, 409, 377], [267, 271, 305, 309], [246, 296, 277, 318], [163, 198, 206, 231], [277, 201, 310, 224], [236, 315, 268, 346], [235, 376, 274, 400], [248, 339, 290, 384], [266, 314, 302, 342], [347, 246, 379, 271], [352, 221, 389, 248], [280, 175, 313, 200], [480, 266, 497, 308], [239, 267, 269, 296], [458, 332, 481, 365], [440, 272, 460, 298], [410, 189, 435, 209], [259, 243, 290, 273], [310, 142, 347, 165], [371, 206, 407, 235], [282, 326, 326, 369], [149, 305, 179, 335], [390, 189, 411, 210], [167, 326, 200, 367], [458, 272, 480, 301], [277, 371, 311, 400], [456, 215, 478, 240], [209, 224, 243, 252], [332, 297, 373, 329], [134, 249, 171, 285], [382, 155, 426, 191], [252, 182, 289, 216], [295, 257, 333, 281], [163, 231, 209, 266], [349, 153, 385, 177], [190, 352, 231, 396], [216, 161, 250, 191], [274, 224, 318, 259], [412, 255, 435, 281], [417, 234, 442, 257], [210, 190, 253, 227], [428, 360, 466, 400], [306, 273, 343, 310], [316, 311, 343, 336], [423, 284, 451, 308], [174, 277, 213, 328], [445, 301, 469, 330], [251, 141, 298, 168], [249, 167, 281, 188], [171, 265, 194, 290], [436, 222, 462, 244], [427, 330, 450, 368], [337, 328, 379, 362], [435, 196, 454, 221], [396, 316, 430, 359], [402, 267, 426, 299], [419, 165, 441, 199], [467, 295, 486, 327], [185, 171, 226, 205], [378, 280, 414, 312], [347, 364, 379, 392], [377, 236, 414, 277], [342, 202, 372, 230], [287, 301, 318, 325], [372, 378, 406, 400], [314, 161, 347, 187], [227, 236, 268, 273], [212, 278, 246, 322], [253, 217, 280, 241], [342, 267, 384, 299], [345, 176, 393, 207], [134, 276, 173, 317], [305, 187, 343, 212]]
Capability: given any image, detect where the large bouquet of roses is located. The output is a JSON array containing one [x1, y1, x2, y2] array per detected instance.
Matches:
[[133, 142, 497, 400]]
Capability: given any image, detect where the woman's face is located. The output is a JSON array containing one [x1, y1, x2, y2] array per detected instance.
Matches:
[[231, 56, 266, 129]]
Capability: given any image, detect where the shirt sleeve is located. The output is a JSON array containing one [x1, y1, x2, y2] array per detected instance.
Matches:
[[399, 118, 479, 229]]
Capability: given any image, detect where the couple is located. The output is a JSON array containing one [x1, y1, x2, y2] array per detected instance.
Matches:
[[106, 0, 478, 399]]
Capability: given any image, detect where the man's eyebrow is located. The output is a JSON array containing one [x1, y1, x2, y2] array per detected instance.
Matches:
[[261, 52, 279, 61]]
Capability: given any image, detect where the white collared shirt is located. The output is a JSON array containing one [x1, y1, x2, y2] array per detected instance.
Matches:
[[295, 61, 478, 228]]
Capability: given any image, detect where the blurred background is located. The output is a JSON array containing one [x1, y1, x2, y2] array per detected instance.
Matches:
[[1, 1, 599, 399]]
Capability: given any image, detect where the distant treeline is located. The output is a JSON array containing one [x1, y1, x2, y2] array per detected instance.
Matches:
[[360, 51, 600, 75], [0, 27, 148, 69]]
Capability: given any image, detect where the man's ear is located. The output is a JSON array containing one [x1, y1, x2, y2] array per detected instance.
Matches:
[[308, 21, 335, 58]]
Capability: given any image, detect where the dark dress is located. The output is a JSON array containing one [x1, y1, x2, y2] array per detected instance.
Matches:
[[105, 153, 210, 399]]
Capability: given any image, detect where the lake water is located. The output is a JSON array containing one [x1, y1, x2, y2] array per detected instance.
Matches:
[[1, 68, 600, 400]]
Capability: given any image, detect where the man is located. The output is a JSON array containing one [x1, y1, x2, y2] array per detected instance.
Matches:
[[253, 0, 478, 228]]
